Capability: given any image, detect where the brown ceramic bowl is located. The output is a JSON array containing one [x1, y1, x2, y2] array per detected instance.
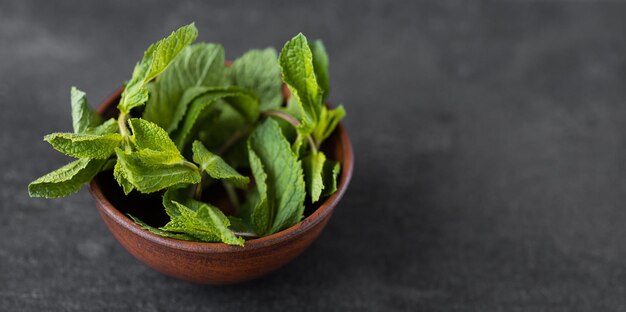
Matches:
[[88, 87, 353, 284]]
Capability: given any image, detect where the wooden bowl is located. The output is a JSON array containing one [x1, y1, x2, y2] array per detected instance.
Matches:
[[88, 88, 354, 284]]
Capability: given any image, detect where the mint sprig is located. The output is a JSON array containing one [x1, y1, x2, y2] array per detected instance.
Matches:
[[28, 25, 346, 246]]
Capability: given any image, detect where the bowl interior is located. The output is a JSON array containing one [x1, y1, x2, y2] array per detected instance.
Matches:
[[92, 88, 354, 250]]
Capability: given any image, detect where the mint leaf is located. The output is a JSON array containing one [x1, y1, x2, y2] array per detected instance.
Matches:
[[71, 87, 101, 134], [192, 140, 249, 189], [231, 48, 282, 111], [162, 187, 189, 218], [118, 48, 158, 115], [221, 87, 262, 123], [86, 118, 118, 135], [279, 33, 322, 133], [321, 159, 341, 197], [172, 86, 260, 150], [118, 23, 198, 114], [247, 150, 271, 235], [113, 158, 134, 195], [114, 147, 200, 194], [247, 119, 306, 235], [132, 148, 188, 165], [161, 200, 244, 246], [312, 105, 346, 145], [128, 214, 198, 241], [119, 83, 149, 114], [303, 151, 326, 203], [145, 24, 199, 82], [128, 118, 179, 155], [44, 133, 123, 159], [28, 158, 106, 198], [143, 43, 227, 131], [308, 40, 329, 101], [168, 86, 222, 150], [115, 118, 201, 193]]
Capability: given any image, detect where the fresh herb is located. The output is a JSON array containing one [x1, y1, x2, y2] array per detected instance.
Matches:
[[28, 23, 346, 246]]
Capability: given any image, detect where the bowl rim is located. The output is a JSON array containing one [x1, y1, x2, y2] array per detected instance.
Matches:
[[89, 87, 354, 254]]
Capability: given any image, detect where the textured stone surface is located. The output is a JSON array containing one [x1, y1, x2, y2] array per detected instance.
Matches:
[[2, 0, 626, 310]]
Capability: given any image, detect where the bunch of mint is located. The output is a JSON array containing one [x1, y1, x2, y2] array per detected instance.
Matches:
[[28, 23, 346, 246]]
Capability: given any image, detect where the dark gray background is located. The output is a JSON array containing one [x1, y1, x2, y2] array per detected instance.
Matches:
[[2, 0, 626, 311]]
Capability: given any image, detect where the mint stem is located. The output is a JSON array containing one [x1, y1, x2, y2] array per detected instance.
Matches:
[[183, 160, 200, 171], [306, 135, 318, 154], [217, 124, 254, 155], [262, 110, 318, 153], [263, 110, 300, 127], [232, 231, 259, 239], [194, 172, 205, 200], [117, 112, 132, 152]]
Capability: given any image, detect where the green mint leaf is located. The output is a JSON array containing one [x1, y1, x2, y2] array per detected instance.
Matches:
[[312, 104, 346, 145], [113, 158, 134, 195], [221, 87, 261, 123], [162, 187, 188, 218], [128, 214, 198, 241], [124, 119, 201, 193], [118, 23, 198, 114], [308, 40, 330, 101], [134, 148, 189, 165], [71, 87, 101, 134], [119, 86, 149, 114], [321, 159, 341, 197], [119, 51, 157, 114], [247, 150, 272, 235], [85, 118, 118, 135], [161, 200, 244, 246], [231, 48, 282, 111], [279, 33, 322, 133], [143, 43, 227, 131], [303, 151, 326, 203], [192, 140, 249, 189], [114, 148, 200, 194], [28, 158, 106, 198], [127, 118, 179, 155], [171, 89, 219, 151], [145, 24, 199, 82], [44, 133, 123, 159], [247, 119, 306, 235], [168, 85, 223, 149], [172, 86, 260, 150], [163, 187, 246, 244]]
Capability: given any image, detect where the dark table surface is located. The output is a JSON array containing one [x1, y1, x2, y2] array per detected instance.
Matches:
[[2, 0, 626, 311]]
